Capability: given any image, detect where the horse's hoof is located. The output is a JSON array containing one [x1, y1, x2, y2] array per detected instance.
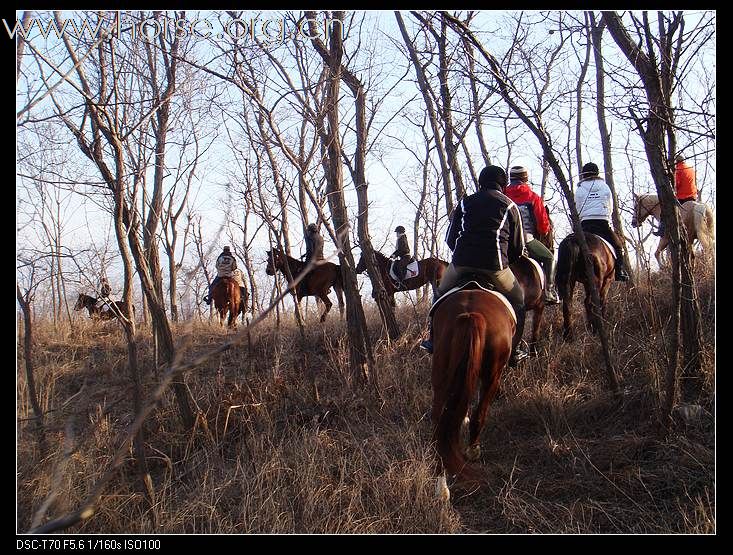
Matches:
[[435, 475, 450, 502]]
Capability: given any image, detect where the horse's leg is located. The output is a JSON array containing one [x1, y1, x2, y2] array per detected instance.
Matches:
[[319, 294, 333, 323], [562, 280, 575, 341], [466, 359, 504, 462], [656, 237, 668, 267], [530, 304, 543, 353], [228, 303, 237, 329], [584, 288, 597, 335]]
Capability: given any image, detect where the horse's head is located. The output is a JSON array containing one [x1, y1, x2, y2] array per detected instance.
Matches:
[[73, 293, 87, 311], [354, 252, 366, 274], [265, 250, 276, 275], [631, 194, 656, 228], [266, 248, 286, 275]]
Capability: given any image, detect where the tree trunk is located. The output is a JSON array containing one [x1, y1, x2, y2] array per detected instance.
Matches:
[[16, 286, 43, 423], [589, 13, 634, 278], [603, 11, 704, 423], [320, 11, 374, 386]]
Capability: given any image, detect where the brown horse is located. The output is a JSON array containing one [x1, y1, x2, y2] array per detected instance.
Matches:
[[555, 233, 616, 341], [511, 256, 546, 349], [631, 193, 715, 266], [354, 250, 448, 305], [211, 277, 241, 328], [536, 205, 556, 254], [430, 287, 515, 500], [266, 247, 344, 322], [73, 293, 134, 321]]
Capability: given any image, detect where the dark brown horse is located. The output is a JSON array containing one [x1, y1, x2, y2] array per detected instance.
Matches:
[[73, 293, 134, 321], [211, 277, 241, 328], [354, 250, 448, 305], [266, 247, 344, 322], [431, 287, 515, 501], [555, 233, 616, 341]]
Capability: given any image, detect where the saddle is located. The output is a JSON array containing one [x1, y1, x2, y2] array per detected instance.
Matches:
[[429, 274, 516, 323], [389, 258, 419, 284]]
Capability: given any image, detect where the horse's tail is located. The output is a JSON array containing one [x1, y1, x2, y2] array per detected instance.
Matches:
[[435, 312, 485, 483], [555, 236, 578, 300], [695, 204, 715, 253]]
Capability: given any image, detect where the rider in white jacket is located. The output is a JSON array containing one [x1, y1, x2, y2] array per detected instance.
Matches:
[[574, 163, 629, 281]]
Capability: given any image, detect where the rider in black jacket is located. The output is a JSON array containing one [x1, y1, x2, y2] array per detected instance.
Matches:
[[420, 165, 529, 366]]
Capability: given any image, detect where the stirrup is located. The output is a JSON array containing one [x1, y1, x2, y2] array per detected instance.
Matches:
[[544, 292, 560, 305], [509, 348, 529, 367]]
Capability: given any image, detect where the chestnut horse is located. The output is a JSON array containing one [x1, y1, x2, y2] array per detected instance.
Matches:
[[536, 205, 556, 254], [631, 193, 715, 266], [211, 276, 241, 328], [73, 293, 134, 321], [431, 287, 515, 500], [555, 233, 616, 341], [354, 250, 448, 305], [266, 247, 344, 322], [511, 256, 546, 349]]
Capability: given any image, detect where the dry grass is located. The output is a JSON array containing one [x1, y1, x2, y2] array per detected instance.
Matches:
[[17, 265, 714, 534]]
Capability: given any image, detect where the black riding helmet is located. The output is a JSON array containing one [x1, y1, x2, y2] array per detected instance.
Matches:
[[395, 225, 406, 233], [478, 166, 508, 191]]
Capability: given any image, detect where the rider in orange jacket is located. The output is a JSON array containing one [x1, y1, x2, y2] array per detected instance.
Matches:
[[655, 154, 699, 237]]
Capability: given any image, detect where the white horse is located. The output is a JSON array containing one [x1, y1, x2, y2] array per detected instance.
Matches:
[[631, 194, 715, 266]]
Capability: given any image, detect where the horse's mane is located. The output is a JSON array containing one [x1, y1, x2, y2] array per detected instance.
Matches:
[[373, 250, 390, 264]]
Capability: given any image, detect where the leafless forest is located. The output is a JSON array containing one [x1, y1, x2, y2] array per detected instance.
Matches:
[[16, 10, 714, 534]]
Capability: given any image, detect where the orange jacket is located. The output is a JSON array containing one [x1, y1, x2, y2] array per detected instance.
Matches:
[[675, 161, 697, 200]]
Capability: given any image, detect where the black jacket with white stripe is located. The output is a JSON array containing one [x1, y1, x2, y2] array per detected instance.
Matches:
[[445, 188, 525, 271]]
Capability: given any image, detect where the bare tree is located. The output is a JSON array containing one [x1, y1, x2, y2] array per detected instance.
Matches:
[[305, 11, 400, 345], [603, 10, 706, 421]]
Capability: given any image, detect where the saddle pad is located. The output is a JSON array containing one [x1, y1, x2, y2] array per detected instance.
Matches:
[[389, 259, 419, 282], [526, 257, 545, 289], [429, 281, 516, 323], [596, 236, 616, 260]]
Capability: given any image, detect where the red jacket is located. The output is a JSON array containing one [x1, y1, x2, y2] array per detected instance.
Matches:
[[504, 182, 551, 235], [675, 161, 697, 200]]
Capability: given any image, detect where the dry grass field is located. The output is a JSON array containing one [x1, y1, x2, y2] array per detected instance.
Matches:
[[16, 266, 715, 534]]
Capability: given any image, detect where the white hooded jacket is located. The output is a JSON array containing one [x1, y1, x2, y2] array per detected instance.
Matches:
[[574, 178, 612, 222]]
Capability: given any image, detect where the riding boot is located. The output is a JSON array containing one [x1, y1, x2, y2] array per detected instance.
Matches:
[[614, 257, 630, 282], [543, 259, 560, 304], [420, 318, 434, 353], [420, 293, 438, 353], [508, 305, 529, 367]]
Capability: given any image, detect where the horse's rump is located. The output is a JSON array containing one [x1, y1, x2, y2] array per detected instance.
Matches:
[[431, 291, 513, 484]]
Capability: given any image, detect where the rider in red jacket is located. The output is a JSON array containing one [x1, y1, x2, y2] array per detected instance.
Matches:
[[504, 166, 559, 303]]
